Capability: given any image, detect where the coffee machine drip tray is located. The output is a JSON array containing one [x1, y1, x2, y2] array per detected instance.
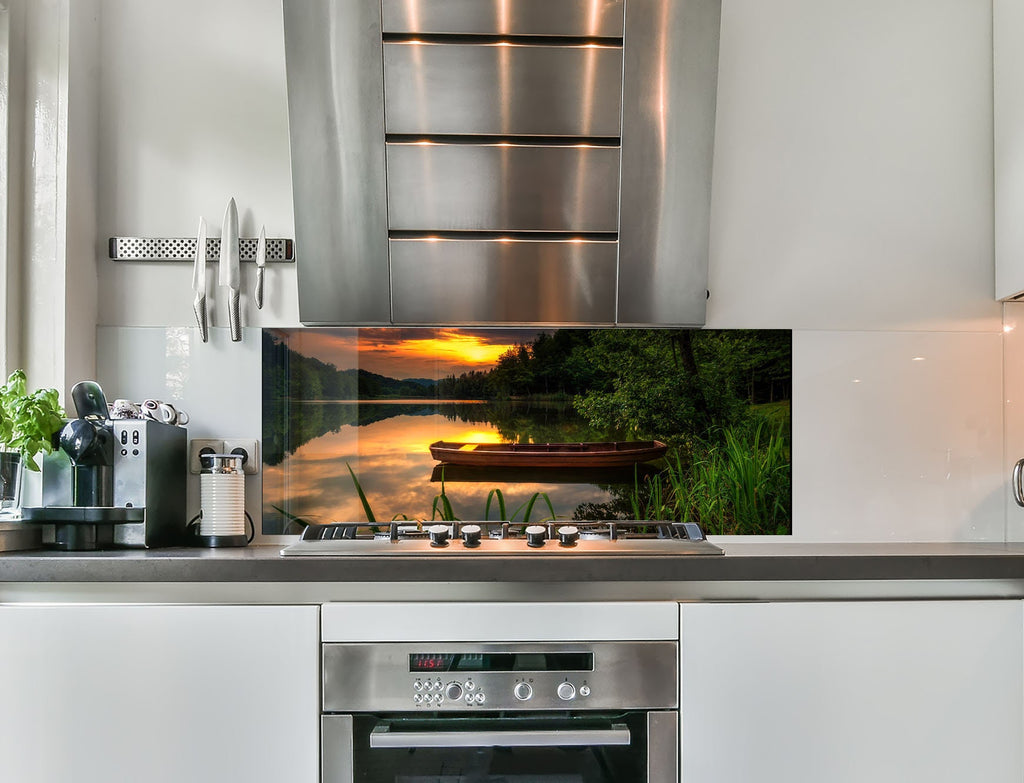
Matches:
[[20, 506, 146, 551], [21, 507, 145, 523]]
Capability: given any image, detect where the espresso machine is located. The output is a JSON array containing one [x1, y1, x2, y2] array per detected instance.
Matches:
[[22, 381, 187, 550]]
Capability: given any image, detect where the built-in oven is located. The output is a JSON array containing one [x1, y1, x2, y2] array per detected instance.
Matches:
[[321, 641, 678, 782]]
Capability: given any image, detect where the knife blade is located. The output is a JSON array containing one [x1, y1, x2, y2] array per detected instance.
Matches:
[[219, 197, 241, 342], [192, 217, 209, 342], [254, 224, 266, 310]]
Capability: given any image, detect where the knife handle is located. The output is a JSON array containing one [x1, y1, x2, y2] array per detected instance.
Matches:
[[255, 267, 265, 310], [193, 294, 209, 343], [228, 289, 241, 342]]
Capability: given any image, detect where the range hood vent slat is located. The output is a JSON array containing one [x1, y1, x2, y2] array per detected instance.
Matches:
[[382, 33, 623, 47]]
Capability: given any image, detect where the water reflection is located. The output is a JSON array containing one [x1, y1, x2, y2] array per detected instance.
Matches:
[[263, 401, 634, 533]]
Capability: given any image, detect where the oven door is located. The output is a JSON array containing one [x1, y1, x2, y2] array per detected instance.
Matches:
[[323, 711, 677, 783]]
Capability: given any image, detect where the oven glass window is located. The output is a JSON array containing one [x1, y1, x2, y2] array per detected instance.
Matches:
[[350, 713, 647, 782]]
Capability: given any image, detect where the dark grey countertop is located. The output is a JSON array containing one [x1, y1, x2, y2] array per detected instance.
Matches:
[[3, 541, 1024, 583]]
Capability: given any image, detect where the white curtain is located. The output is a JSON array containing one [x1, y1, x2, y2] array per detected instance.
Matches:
[[0, 1, 12, 380], [0, 0, 100, 400]]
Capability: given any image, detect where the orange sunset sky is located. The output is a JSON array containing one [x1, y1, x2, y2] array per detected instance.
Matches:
[[269, 328, 552, 379]]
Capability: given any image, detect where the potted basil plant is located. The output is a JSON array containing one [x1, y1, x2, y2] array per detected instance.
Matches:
[[0, 370, 65, 515]]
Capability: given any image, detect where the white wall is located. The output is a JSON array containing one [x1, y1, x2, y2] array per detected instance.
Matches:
[[96, 0, 298, 328], [90, 0, 1004, 541]]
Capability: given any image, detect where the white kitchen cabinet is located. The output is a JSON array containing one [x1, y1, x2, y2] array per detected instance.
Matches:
[[679, 601, 1023, 783], [0, 604, 319, 783], [996, 0, 1024, 300]]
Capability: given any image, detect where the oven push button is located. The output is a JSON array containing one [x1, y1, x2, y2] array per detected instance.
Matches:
[[513, 682, 533, 701]]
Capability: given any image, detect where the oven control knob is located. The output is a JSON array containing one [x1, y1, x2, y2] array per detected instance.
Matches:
[[428, 524, 450, 547], [557, 682, 576, 701], [557, 525, 579, 546], [461, 524, 482, 548], [513, 682, 533, 701], [525, 525, 547, 548], [579, 685, 591, 697], [445, 682, 464, 701]]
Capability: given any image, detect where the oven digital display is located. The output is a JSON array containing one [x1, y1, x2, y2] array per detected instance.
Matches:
[[409, 652, 594, 673]]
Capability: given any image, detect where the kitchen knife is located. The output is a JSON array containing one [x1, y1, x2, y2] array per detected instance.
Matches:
[[219, 197, 241, 342], [254, 224, 266, 310], [192, 216, 209, 342]]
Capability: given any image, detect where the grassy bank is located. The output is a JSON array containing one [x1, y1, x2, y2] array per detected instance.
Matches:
[[630, 415, 791, 535]]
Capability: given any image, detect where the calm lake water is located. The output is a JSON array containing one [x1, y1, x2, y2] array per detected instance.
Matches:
[[262, 400, 642, 534]]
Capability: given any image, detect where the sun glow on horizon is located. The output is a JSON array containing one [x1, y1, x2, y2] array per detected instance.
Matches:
[[358, 330, 522, 377]]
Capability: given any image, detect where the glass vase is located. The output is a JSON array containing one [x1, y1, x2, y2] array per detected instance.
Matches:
[[0, 451, 23, 518]]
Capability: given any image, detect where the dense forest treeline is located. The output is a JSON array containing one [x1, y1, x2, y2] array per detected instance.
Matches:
[[264, 329, 790, 408], [262, 332, 437, 403]]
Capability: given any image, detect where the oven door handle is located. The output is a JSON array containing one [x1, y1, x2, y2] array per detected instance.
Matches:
[[369, 723, 631, 749]]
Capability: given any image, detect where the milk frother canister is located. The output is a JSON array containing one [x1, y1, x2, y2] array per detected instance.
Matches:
[[197, 453, 248, 547]]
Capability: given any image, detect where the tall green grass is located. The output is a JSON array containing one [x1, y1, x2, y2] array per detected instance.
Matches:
[[630, 420, 790, 535], [348, 465, 557, 526]]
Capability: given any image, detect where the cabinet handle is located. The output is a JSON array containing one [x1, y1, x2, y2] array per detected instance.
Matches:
[[1013, 458, 1024, 507], [369, 723, 630, 749]]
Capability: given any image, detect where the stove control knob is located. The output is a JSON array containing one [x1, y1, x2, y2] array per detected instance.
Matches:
[[445, 682, 464, 701], [461, 524, 482, 548], [525, 525, 547, 548], [514, 682, 533, 701], [557, 525, 579, 547], [428, 524, 450, 547], [557, 682, 576, 701]]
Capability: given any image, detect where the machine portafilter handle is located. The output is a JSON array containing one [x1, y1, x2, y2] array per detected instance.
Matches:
[[59, 381, 115, 508]]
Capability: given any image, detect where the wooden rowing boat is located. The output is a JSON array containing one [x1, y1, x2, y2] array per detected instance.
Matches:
[[428, 440, 668, 468]]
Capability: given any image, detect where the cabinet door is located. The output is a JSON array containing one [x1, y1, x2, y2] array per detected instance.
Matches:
[[996, 0, 1024, 299], [0, 604, 319, 783], [680, 601, 1023, 783]]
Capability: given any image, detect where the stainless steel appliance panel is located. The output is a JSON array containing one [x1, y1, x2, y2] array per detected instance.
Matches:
[[390, 238, 616, 324], [111, 420, 186, 547], [383, 42, 623, 137], [382, 0, 625, 37], [322, 715, 354, 783], [322, 642, 678, 712], [284, 0, 392, 325], [647, 712, 679, 782], [617, 0, 721, 325], [386, 143, 621, 231]]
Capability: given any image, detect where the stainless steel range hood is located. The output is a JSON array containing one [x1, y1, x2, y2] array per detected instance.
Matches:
[[283, 0, 721, 327]]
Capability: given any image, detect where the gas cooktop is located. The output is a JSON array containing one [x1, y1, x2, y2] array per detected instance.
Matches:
[[280, 520, 723, 557]]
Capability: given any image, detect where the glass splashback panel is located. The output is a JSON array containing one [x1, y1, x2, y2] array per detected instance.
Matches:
[[262, 328, 791, 535]]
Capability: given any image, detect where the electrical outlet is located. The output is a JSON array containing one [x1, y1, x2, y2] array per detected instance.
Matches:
[[223, 438, 260, 475], [189, 439, 224, 474]]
